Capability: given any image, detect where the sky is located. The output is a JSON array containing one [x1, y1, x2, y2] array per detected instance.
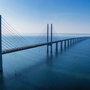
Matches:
[[0, 0, 90, 34]]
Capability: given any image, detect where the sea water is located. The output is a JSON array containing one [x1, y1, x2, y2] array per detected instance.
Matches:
[[0, 33, 90, 90]]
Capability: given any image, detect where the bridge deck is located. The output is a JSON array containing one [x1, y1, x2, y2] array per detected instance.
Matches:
[[2, 37, 89, 54]]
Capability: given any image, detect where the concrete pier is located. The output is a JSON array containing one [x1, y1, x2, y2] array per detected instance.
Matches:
[[68, 40, 69, 46], [64, 40, 66, 48], [61, 41, 62, 49], [56, 42, 58, 51], [73, 39, 74, 44]]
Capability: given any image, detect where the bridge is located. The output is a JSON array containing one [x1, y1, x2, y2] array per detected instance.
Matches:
[[2, 37, 89, 54], [0, 15, 90, 72]]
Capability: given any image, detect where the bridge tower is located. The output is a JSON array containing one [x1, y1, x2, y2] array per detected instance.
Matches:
[[0, 15, 2, 72], [47, 24, 53, 54], [51, 24, 52, 53], [47, 24, 49, 53]]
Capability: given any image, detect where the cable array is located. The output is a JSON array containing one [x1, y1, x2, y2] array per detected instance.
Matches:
[[1, 18, 60, 53], [1, 18, 31, 50], [53, 27, 60, 41], [32, 26, 47, 45]]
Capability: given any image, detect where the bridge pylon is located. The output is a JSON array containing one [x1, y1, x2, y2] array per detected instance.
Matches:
[[0, 15, 2, 72], [47, 24, 53, 54], [47, 24, 49, 53], [51, 24, 53, 54]]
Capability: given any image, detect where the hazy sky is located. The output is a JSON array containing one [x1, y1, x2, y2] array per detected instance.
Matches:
[[0, 0, 90, 33]]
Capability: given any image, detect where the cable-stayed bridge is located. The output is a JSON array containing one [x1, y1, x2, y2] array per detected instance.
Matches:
[[0, 15, 90, 72]]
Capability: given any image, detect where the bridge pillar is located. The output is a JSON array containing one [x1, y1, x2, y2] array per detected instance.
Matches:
[[75, 39, 76, 43], [76, 39, 77, 43], [0, 15, 2, 72], [78, 38, 79, 42], [61, 41, 62, 49], [47, 24, 49, 53], [74, 39, 75, 43], [51, 24, 52, 54], [79, 38, 80, 41], [73, 39, 74, 44], [80, 38, 81, 41], [56, 42, 58, 51], [70, 39, 72, 45], [64, 40, 66, 48], [68, 40, 69, 46]]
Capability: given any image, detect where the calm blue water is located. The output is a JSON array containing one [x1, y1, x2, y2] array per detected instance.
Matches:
[[1, 34, 90, 90]]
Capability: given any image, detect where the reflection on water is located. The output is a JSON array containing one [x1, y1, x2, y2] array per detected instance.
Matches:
[[1, 36, 90, 90]]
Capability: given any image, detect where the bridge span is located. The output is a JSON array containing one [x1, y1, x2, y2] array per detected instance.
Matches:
[[2, 37, 89, 54]]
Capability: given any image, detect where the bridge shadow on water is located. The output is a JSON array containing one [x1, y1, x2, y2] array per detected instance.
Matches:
[[1, 39, 90, 90], [15, 38, 82, 75], [1, 40, 82, 75]]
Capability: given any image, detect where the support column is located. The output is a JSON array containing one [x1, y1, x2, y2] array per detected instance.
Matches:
[[73, 39, 74, 44], [0, 15, 2, 72], [68, 40, 69, 46], [78, 38, 79, 42], [75, 39, 76, 43], [47, 24, 49, 53], [70, 39, 72, 45], [76, 39, 77, 43], [64, 40, 66, 48], [51, 24, 52, 53], [56, 42, 58, 51], [61, 41, 62, 49], [79, 38, 80, 41]]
